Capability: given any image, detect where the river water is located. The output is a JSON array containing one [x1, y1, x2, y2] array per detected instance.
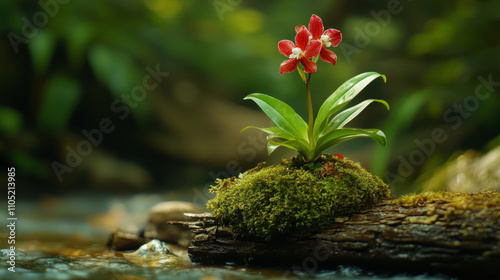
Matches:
[[0, 193, 454, 280]]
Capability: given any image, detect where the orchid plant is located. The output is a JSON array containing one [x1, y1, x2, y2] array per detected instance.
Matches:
[[242, 14, 389, 162]]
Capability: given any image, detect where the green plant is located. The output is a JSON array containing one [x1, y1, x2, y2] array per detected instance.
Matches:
[[243, 14, 389, 161]]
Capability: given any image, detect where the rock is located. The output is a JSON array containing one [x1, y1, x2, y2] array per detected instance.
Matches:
[[107, 230, 147, 251], [122, 239, 188, 267], [420, 146, 500, 192], [127, 239, 171, 256], [144, 201, 204, 247]]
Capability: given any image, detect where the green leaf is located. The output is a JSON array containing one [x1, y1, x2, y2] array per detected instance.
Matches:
[[37, 74, 81, 137], [28, 31, 56, 75], [241, 126, 292, 141], [267, 139, 310, 157], [313, 72, 386, 141], [65, 20, 93, 68], [242, 126, 310, 156], [371, 90, 428, 177], [9, 150, 50, 179], [244, 93, 309, 142], [327, 99, 389, 131], [88, 44, 140, 97], [315, 128, 386, 155], [88, 44, 152, 124], [0, 107, 23, 138]]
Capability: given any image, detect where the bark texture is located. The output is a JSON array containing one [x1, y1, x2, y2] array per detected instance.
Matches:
[[182, 191, 500, 277]]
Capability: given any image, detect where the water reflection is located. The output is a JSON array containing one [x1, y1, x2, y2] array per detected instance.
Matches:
[[0, 194, 453, 280]]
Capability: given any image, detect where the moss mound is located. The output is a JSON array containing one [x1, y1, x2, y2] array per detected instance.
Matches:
[[207, 155, 390, 240]]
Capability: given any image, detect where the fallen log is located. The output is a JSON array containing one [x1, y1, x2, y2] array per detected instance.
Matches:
[[182, 191, 500, 277]]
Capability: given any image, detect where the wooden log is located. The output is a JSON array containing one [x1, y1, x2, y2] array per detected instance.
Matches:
[[184, 191, 500, 277]]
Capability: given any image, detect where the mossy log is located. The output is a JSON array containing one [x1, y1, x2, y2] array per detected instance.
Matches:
[[182, 191, 500, 277]]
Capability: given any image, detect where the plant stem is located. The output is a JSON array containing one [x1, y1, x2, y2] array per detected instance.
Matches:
[[305, 73, 314, 154]]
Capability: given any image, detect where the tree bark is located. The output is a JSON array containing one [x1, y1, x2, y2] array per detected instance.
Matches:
[[181, 191, 500, 277]]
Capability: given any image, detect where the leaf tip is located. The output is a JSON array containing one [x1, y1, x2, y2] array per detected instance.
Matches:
[[243, 93, 262, 101], [382, 100, 390, 111]]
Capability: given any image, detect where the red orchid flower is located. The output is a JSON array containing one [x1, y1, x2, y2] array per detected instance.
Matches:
[[308, 14, 342, 66], [278, 26, 322, 75]]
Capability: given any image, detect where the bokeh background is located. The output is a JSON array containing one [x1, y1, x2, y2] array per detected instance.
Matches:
[[1, 0, 499, 199]]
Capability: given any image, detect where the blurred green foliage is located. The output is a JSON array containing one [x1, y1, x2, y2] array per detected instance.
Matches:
[[37, 73, 81, 136], [0, 0, 499, 194]]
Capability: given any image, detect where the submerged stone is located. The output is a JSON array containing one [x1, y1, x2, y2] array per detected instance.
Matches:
[[130, 239, 172, 256], [122, 239, 188, 267], [207, 155, 390, 240], [144, 201, 204, 247]]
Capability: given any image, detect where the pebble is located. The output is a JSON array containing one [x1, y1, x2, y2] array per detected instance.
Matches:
[[122, 239, 188, 268], [144, 201, 204, 247]]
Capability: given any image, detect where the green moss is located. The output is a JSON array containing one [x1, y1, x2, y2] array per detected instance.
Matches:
[[396, 190, 500, 246], [207, 155, 390, 240], [396, 190, 500, 209]]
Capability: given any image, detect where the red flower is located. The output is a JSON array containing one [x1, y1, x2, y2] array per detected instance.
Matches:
[[308, 14, 342, 66], [278, 26, 322, 75], [334, 153, 344, 159]]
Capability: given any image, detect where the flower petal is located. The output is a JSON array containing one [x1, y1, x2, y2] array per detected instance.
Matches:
[[300, 58, 317, 73], [334, 153, 344, 159], [294, 25, 303, 33], [308, 14, 324, 40], [320, 48, 337, 65], [295, 26, 311, 51], [324, 29, 342, 47], [280, 58, 299, 75], [278, 40, 295, 57], [303, 40, 322, 58]]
